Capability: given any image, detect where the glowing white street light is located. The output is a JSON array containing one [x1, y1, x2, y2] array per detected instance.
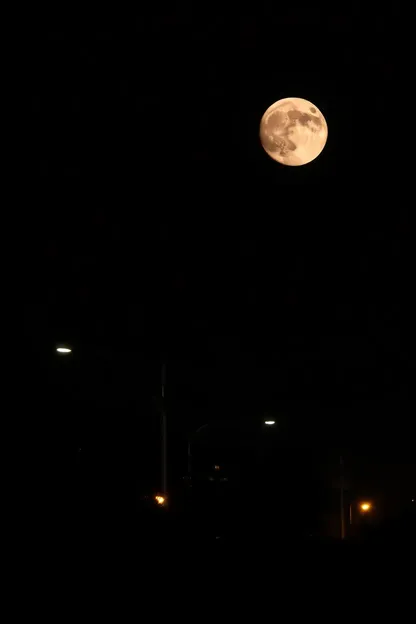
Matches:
[[264, 420, 276, 425], [56, 347, 72, 354]]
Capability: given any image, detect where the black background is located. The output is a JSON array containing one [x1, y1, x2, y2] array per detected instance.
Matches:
[[23, 6, 414, 514]]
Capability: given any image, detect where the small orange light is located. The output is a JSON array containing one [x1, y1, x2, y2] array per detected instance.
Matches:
[[155, 495, 165, 505], [214, 465, 220, 471], [360, 502, 371, 512]]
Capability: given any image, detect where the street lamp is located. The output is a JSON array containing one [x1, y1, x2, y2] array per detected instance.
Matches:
[[350, 500, 373, 527], [264, 420, 275, 425], [56, 347, 72, 354]]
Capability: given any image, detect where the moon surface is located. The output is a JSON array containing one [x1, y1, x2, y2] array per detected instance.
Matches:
[[260, 97, 328, 166]]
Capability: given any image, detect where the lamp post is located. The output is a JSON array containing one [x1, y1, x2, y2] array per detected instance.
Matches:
[[349, 501, 372, 528], [161, 363, 167, 499], [56, 344, 168, 505], [340, 455, 345, 540]]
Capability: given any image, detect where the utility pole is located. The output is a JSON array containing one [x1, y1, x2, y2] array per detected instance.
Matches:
[[340, 455, 345, 540], [161, 362, 167, 498], [187, 439, 192, 480]]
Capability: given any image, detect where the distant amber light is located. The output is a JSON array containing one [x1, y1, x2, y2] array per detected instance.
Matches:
[[360, 502, 371, 512], [155, 495, 165, 505]]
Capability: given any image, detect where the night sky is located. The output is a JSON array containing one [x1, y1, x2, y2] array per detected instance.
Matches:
[[24, 7, 414, 506]]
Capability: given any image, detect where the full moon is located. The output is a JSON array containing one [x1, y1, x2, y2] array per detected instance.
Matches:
[[260, 97, 328, 166]]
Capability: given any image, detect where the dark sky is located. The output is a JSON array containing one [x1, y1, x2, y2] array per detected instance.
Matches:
[[24, 7, 414, 496]]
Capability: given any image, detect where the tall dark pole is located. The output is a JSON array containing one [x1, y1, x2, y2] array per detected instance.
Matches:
[[161, 362, 167, 497], [340, 455, 345, 540], [187, 440, 192, 480]]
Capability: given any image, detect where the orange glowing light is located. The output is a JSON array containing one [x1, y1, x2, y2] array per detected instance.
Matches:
[[360, 502, 371, 512], [155, 495, 165, 505]]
